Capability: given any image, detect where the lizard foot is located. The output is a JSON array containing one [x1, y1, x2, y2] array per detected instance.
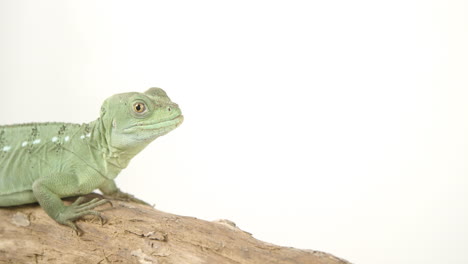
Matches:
[[57, 196, 111, 235]]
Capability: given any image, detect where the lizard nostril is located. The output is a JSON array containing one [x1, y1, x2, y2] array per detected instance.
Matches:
[[167, 107, 172, 112]]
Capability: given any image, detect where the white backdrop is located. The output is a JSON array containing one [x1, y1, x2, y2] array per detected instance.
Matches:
[[1, 1, 467, 263]]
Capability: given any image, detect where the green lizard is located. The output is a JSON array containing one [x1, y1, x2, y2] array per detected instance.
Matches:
[[0, 88, 183, 233]]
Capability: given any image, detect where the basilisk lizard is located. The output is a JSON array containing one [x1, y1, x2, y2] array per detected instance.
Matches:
[[0, 88, 183, 233]]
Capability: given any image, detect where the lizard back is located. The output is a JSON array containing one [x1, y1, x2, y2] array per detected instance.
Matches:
[[0, 122, 93, 195]]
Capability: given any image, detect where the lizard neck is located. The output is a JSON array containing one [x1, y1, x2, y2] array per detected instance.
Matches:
[[88, 118, 151, 179]]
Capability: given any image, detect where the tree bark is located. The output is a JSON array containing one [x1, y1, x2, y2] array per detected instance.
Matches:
[[0, 194, 351, 264]]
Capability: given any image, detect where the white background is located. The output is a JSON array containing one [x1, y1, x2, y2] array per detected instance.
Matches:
[[1, 1, 467, 263]]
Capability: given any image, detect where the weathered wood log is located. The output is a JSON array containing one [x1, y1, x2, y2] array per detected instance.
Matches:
[[0, 194, 351, 264]]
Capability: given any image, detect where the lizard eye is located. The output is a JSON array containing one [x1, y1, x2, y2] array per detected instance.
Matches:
[[133, 102, 146, 113]]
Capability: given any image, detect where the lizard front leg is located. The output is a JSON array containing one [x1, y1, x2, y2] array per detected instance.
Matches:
[[99, 178, 151, 206], [32, 175, 109, 234]]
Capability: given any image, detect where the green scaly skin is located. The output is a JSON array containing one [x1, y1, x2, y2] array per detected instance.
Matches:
[[0, 88, 183, 233]]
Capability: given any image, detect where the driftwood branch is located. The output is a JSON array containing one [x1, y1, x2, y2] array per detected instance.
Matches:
[[0, 194, 351, 264]]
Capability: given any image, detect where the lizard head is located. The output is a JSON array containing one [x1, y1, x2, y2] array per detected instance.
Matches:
[[100, 88, 183, 151]]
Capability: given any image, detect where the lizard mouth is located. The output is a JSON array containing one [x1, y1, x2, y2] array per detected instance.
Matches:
[[123, 115, 184, 134]]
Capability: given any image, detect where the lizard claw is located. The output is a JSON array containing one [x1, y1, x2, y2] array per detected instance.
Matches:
[[64, 220, 83, 236]]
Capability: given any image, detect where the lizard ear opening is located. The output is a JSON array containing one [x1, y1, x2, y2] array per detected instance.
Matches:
[[145, 87, 170, 100]]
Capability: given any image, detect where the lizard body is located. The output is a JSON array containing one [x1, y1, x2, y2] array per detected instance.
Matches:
[[0, 88, 183, 232]]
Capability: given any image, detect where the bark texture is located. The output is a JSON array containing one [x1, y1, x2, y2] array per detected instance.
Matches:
[[0, 194, 351, 264]]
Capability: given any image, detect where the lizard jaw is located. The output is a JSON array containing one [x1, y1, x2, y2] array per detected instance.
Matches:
[[122, 115, 184, 134]]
